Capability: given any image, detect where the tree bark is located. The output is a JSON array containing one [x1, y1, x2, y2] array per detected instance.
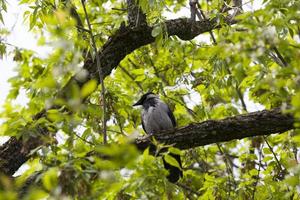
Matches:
[[135, 108, 294, 151]]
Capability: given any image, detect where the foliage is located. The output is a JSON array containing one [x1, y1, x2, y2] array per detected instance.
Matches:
[[0, 0, 300, 199]]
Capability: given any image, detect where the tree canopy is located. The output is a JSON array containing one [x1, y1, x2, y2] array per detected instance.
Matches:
[[0, 0, 300, 199]]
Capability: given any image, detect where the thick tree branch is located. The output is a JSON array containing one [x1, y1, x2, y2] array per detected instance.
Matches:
[[0, 136, 44, 176], [0, 108, 295, 177], [135, 108, 295, 151], [82, 16, 236, 83]]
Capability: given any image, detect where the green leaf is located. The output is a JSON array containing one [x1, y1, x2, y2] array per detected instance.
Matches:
[[42, 168, 58, 191], [263, 147, 272, 155], [131, 68, 144, 75], [151, 26, 162, 37], [80, 79, 97, 98], [163, 154, 181, 169], [168, 147, 181, 155], [285, 175, 299, 186], [134, 75, 145, 82], [46, 109, 63, 122]]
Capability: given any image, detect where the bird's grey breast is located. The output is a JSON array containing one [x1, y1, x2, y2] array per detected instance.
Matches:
[[142, 99, 175, 134]]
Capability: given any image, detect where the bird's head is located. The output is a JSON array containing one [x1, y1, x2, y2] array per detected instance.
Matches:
[[132, 92, 158, 106]]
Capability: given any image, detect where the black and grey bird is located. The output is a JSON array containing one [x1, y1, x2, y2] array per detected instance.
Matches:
[[133, 92, 183, 183]]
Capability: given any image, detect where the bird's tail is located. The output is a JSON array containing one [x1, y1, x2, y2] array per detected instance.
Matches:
[[162, 153, 183, 183]]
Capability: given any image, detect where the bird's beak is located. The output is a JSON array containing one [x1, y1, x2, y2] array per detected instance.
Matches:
[[132, 99, 142, 106]]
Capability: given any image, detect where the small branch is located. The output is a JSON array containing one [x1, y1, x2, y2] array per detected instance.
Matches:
[[18, 171, 43, 197], [263, 136, 284, 172], [171, 96, 199, 119], [272, 47, 288, 67], [225, 57, 248, 112], [199, 0, 245, 114], [61, 0, 85, 35], [189, 0, 197, 22], [196, 2, 217, 44], [70, 6, 84, 29], [81, 0, 107, 144], [112, 7, 127, 12], [73, 132, 95, 146], [235, 83, 248, 112], [75, 25, 91, 33]]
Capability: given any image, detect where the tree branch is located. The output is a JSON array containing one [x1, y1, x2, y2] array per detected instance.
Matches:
[[135, 108, 295, 151], [82, 16, 236, 83], [0, 108, 295, 177], [81, 0, 108, 144]]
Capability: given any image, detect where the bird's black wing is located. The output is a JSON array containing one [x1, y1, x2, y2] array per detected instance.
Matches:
[[167, 106, 176, 127]]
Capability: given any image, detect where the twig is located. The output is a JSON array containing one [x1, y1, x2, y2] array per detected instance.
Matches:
[[112, 7, 127, 12], [74, 132, 95, 146], [76, 25, 91, 33], [169, 96, 198, 119], [263, 136, 284, 172], [196, 2, 217, 44], [224, 60, 248, 112], [81, 0, 107, 144], [235, 82, 247, 112], [146, 56, 199, 120], [127, 58, 140, 69], [0, 41, 19, 48], [272, 47, 288, 67], [253, 18, 288, 68], [189, 0, 197, 22]]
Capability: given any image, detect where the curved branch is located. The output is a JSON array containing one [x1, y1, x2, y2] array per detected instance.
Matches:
[[82, 16, 236, 83]]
